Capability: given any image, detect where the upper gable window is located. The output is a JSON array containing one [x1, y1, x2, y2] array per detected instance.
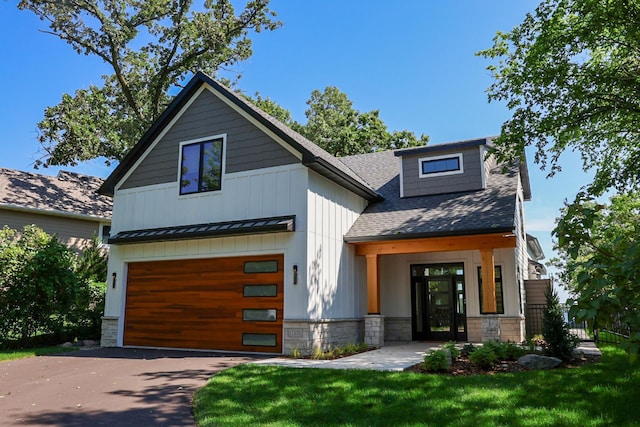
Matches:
[[418, 153, 464, 178], [179, 138, 224, 195]]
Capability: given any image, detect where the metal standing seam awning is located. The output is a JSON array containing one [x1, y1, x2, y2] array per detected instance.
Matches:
[[108, 215, 295, 244]]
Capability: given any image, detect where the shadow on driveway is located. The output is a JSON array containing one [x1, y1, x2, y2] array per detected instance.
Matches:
[[0, 347, 267, 426]]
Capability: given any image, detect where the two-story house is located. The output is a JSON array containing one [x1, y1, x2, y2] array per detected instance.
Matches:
[[99, 72, 532, 354]]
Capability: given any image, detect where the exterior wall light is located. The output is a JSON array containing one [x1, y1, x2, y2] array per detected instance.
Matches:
[[112, 272, 117, 289], [293, 265, 298, 285]]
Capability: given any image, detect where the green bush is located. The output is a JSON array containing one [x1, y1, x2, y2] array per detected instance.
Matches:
[[542, 287, 580, 361], [469, 345, 498, 369], [0, 225, 81, 342], [501, 341, 528, 360], [461, 343, 477, 356], [443, 341, 460, 360], [0, 227, 108, 346], [423, 349, 450, 372]]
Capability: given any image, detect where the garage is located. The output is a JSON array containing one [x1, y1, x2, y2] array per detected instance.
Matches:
[[123, 254, 284, 353]]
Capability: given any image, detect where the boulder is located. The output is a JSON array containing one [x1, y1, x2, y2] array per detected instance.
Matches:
[[517, 354, 562, 370]]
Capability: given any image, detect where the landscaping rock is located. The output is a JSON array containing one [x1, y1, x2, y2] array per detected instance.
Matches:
[[517, 354, 562, 369], [82, 340, 99, 347], [61, 342, 73, 348]]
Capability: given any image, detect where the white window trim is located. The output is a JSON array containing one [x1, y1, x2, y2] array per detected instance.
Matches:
[[98, 223, 112, 247], [418, 153, 464, 178], [177, 133, 227, 197]]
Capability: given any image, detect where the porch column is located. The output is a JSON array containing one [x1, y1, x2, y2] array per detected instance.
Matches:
[[480, 249, 497, 313], [366, 254, 380, 314], [365, 254, 384, 347]]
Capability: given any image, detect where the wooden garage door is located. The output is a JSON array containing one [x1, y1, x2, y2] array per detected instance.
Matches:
[[124, 254, 284, 353]]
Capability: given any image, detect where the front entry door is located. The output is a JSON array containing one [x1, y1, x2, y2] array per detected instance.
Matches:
[[411, 264, 467, 341]]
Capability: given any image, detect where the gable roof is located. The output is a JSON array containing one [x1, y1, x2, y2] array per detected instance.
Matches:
[[99, 72, 381, 201], [341, 143, 522, 242], [0, 168, 112, 220]]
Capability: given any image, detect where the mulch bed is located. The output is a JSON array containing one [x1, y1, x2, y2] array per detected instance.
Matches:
[[408, 352, 602, 376]]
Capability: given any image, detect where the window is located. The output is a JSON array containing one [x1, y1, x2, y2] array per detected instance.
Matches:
[[418, 153, 464, 178], [477, 266, 505, 314], [243, 284, 278, 297], [100, 225, 111, 244], [242, 333, 277, 347], [243, 309, 277, 322], [244, 260, 278, 273], [179, 138, 223, 195]]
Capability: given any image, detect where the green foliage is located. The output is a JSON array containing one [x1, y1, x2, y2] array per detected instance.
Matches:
[[469, 345, 498, 370], [478, 0, 640, 196], [461, 342, 477, 356], [542, 287, 579, 361], [443, 341, 460, 360], [77, 236, 108, 283], [423, 349, 450, 372], [299, 86, 429, 156], [554, 192, 640, 359], [0, 226, 108, 345], [245, 86, 429, 157], [18, 0, 281, 167], [500, 341, 528, 361], [0, 225, 80, 341]]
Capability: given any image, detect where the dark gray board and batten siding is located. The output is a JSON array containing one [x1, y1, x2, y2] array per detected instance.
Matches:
[[401, 147, 485, 198], [120, 88, 300, 190]]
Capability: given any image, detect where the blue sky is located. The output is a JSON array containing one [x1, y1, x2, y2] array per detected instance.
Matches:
[[0, 1, 594, 296]]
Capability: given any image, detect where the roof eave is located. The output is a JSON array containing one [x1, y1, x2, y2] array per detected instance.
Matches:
[[344, 226, 515, 244]]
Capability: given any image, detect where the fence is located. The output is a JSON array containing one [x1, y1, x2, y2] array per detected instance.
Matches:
[[525, 304, 591, 341], [525, 304, 633, 344]]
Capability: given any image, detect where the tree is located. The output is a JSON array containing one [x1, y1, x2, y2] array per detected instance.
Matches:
[[541, 286, 579, 361], [478, 0, 640, 196], [553, 192, 640, 359], [19, 0, 281, 168], [300, 86, 429, 156], [244, 86, 428, 157]]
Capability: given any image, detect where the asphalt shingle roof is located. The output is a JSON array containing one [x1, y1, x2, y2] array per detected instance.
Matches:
[[0, 168, 112, 219], [341, 149, 518, 242]]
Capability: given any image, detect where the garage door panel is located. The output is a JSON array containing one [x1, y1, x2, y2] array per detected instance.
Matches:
[[124, 254, 283, 353]]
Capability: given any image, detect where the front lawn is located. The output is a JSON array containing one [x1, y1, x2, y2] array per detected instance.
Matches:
[[0, 346, 76, 362], [194, 345, 640, 426]]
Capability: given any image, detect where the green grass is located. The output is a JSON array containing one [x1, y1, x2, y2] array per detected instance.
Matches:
[[194, 346, 640, 427], [0, 345, 76, 362]]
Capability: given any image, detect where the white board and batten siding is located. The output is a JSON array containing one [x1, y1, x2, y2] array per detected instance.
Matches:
[[302, 171, 369, 321]]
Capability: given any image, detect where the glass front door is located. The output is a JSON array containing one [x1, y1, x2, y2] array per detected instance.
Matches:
[[411, 264, 467, 341]]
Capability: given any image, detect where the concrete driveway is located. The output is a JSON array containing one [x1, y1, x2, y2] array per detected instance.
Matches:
[[0, 347, 262, 426]]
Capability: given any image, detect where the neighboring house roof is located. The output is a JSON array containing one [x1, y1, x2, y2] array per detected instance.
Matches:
[[99, 71, 382, 201], [526, 234, 545, 260], [0, 168, 112, 221], [342, 143, 521, 242]]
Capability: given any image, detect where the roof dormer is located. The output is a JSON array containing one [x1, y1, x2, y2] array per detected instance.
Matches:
[[394, 137, 493, 198]]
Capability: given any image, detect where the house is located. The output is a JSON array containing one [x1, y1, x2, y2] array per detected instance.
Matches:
[[0, 168, 112, 251], [99, 72, 535, 354]]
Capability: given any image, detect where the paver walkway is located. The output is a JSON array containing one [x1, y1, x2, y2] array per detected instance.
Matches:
[[253, 341, 602, 371], [0, 347, 261, 427]]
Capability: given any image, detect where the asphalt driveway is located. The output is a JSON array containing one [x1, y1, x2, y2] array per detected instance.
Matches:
[[0, 347, 262, 426]]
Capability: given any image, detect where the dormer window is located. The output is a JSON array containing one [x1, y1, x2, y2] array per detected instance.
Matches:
[[179, 136, 224, 195], [418, 153, 464, 178]]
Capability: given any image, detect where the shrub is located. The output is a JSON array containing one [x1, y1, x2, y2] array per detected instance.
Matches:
[[542, 287, 580, 360], [423, 349, 450, 372], [501, 341, 528, 360], [443, 341, 460, 360], [461, 343, 477, 356], [0, 225, 81, 342], [469, 345, 498, 369]]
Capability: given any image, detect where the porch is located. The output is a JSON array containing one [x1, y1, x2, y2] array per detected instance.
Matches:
[[351, 232, 524, 346]]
